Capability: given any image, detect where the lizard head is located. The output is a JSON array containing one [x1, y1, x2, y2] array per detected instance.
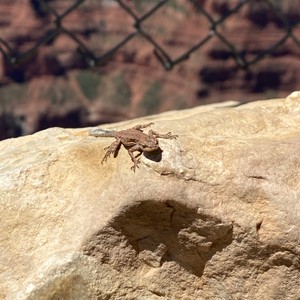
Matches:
[[141, 137, 160, 152]]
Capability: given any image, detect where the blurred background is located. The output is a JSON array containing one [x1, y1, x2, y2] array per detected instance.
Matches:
[[1, 0, 300, 140]]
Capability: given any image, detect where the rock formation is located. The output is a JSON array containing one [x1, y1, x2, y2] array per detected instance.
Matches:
[[1, 92, 300, 299]]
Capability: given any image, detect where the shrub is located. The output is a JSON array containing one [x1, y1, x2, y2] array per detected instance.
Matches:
[[76, 70, 103, 101]]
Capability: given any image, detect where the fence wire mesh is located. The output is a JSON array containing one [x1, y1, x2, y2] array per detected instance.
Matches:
[[1, 0, 300, 74]]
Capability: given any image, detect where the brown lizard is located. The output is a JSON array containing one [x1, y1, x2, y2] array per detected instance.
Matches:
[[89, 123, 177, 171]]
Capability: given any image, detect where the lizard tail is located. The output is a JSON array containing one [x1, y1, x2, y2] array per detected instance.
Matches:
[[89, 128, 115, 137]]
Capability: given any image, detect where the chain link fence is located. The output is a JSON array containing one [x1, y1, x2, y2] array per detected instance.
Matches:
[[1, 0, 300, 140], [1, 0, 300, 74]]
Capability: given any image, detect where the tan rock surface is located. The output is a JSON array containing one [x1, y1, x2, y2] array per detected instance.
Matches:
[[1, 92, 300, 299]]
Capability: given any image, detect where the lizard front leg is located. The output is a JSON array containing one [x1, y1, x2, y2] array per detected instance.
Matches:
[[102, 140, 122, 164], [148, 129, 178, 140]]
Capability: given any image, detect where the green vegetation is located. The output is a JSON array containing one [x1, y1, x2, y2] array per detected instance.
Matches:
[[0, 83, 26, 111], [129, 0, 187, 14], [168, 0, 188, 14], [264, 89, 278, 100], [269, 0, 281, 9], [173, 97, 187, 110], [111, 72, 131, 106], [76, 70, 103, 101], [43, 84, 75, 105], [130, 0, 157, 13], [139, 81, 162, 115]]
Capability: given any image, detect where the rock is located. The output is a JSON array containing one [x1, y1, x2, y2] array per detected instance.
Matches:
[[1, 92, 300, 299]]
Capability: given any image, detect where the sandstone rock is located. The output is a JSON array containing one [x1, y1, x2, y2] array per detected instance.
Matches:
[[1, 92, 300, 299]]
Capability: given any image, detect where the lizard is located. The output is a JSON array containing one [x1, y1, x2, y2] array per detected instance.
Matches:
[[89, 122, 178, 171]]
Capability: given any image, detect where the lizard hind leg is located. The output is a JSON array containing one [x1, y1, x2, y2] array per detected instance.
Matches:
[[127, 145, 143, 172], [130, 152, 143, 172]]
